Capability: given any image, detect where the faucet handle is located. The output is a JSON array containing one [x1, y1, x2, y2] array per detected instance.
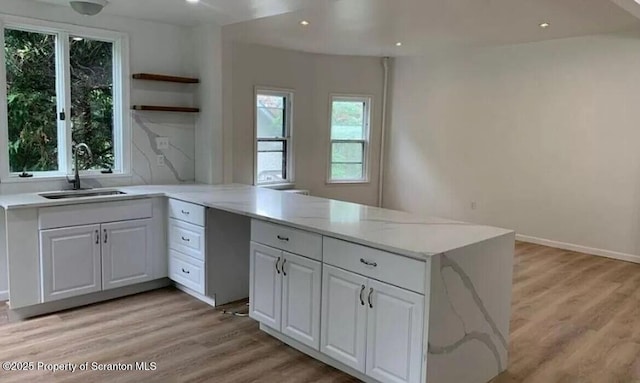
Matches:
[[66, 175, 79, 189]]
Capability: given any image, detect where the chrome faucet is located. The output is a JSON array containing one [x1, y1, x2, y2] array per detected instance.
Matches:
[[67, 143, 92, 190]]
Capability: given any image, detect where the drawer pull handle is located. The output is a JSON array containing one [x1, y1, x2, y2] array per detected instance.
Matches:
[[95, 230, 100, 245], [368, 288, 374, 309], [360, 258, 377, 268], [181, 210, 190, 215], [277, 235, 289, 242], [104, 229, 108, 244], [359, 285, 365, 306], [181, 268, 190, 274], [282, 259, 287, 276], [275, 257, 281, 274], [181, 236, 190, 242]]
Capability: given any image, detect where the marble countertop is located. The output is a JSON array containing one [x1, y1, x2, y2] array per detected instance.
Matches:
[[0, 184, 513, 259]]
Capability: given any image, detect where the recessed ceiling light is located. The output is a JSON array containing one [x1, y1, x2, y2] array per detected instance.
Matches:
[[395, 42, 402, 47], [539, 22, 550, 29], [300, 20, 310, 26], [186, 0, 199, 3]]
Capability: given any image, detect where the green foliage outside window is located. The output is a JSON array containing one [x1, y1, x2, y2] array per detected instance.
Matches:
[[5, 29, 115, 174]]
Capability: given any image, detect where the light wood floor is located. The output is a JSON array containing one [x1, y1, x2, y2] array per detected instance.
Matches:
[[1, 242, 639, 382]]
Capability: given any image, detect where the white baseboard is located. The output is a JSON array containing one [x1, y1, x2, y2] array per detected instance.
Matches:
[[0, 291, 8, 302], [516, 234, 640, 264]]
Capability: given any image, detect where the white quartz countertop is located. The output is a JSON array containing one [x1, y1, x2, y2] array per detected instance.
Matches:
[[0, 184, 513, 259]]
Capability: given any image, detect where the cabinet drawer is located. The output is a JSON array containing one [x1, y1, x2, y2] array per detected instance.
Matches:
[[169, 250, 205, 294], [323, 237, 426, 294], [169, 199, 206, 227], [251, 220, 322, 261], [169, 219, 205, 261]]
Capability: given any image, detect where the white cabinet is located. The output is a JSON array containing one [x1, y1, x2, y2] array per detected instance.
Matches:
[[320, 264, 368, 373], [40, 218, 155, 302], [320, 265, 424, 383], [250, 241, 322, 350], [249, 222, 427, 383], [168, 199, 208, 297], [281, 251, 322, 349], [366, 280, 424, 383], [40, 224, 102, 302], [102, 219, 153, 290], [250, 242, 282, 329]]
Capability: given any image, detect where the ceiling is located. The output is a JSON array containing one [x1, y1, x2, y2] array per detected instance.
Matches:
[[35, 0, 334, 26], [34, 0, 640, 56], [224, 0, 640, 56]]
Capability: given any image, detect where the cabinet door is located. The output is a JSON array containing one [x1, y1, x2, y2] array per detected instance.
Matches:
[[281, 252, 321, 350], [40, 224, 102, 302], [102, 219, 153, 290], [249, 242, 282, 330], [320, 264, 368, 373], [366, 280, 424, 383]]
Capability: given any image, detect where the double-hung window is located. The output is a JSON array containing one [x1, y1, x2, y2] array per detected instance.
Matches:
[[0, 17, 129, 180], [255, 89, 293, 186], [328, 95, 371, 183]]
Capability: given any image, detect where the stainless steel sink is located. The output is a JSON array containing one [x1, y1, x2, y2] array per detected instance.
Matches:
[[39, 190, 127, 200]]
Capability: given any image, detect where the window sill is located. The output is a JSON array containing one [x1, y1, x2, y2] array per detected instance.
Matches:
[[326, 180, 370, 185], [257, 183, 295, 190], [1, 172, 132, 184]]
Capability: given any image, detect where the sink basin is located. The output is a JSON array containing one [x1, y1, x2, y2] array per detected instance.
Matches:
[[39, 190, 127, 200]]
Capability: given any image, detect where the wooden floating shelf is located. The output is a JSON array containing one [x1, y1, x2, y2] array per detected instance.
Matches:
[[132, 105, 200, 113], [132, 73, 199, 84]]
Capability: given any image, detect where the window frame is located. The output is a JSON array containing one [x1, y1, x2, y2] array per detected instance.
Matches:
[[0, 15, 131, 182], [254, 87, 294, 187], [327, 94, 372, 184]]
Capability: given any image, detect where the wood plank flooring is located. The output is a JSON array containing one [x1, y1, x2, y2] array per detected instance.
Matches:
[[0, 242, 639, 382]]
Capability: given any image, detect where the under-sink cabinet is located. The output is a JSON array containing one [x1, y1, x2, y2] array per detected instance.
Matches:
[[40, 219, 153, 302], [3, 198, 167, 312]]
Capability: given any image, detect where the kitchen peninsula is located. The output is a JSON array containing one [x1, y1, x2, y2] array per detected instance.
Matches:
[[0, 184, 514, 383]]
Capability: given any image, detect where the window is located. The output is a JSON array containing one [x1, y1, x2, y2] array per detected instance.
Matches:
[[255, 89, 293, 185], [328, 95, 371, 183], [0, 17, 129, 180]]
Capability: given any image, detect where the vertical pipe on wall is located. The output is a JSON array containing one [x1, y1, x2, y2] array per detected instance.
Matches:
[[378, 57, 390, 207]]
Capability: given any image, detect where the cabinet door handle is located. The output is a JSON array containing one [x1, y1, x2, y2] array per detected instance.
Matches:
[[181, 210, 190, 215], [359, 285, 365, 306], [368, 288, 374, 309], [277, 235, 289, 242], [360, 258, 378, 268], [95, 230, 100, 245], [181, 268, 190, 274], [104, 229, 108, 244], [275, 257, 281, 274], [181, 236, 190, 242], [282, 259, 287, 276]]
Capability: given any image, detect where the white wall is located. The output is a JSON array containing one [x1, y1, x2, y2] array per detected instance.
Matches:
[[193, 23, 225, 185], [384, 30, 640, 260], [228, 42, 384, 205], [0, 0, 201, 196]]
